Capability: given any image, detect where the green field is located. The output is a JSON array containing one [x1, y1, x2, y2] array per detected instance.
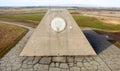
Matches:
[[0, 14, 44, 21], [73, 14, 120, 31]]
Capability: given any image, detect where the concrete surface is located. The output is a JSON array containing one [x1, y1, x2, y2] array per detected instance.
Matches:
[[20, 9, 96, 56], [0, 28, 120, 71]]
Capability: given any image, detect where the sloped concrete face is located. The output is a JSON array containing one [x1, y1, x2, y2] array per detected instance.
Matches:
[[20, 9, 96, 56]]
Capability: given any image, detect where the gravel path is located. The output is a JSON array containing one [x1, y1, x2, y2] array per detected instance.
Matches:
[[0, 23, 120, 71]]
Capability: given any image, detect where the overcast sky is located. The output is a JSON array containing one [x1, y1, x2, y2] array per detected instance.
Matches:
[[0, 0, 120, 7]]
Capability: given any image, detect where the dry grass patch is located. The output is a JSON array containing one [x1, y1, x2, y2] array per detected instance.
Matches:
[[0, 22, 28, 58]]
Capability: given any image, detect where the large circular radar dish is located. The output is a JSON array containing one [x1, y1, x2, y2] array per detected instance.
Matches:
[[51, 17, 66, 32]]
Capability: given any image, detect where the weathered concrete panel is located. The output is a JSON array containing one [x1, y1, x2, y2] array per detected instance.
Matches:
[[20, 9, 96, 56]]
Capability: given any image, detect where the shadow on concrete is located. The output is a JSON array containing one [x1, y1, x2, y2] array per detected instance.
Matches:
[[83, 29, 112, 54]]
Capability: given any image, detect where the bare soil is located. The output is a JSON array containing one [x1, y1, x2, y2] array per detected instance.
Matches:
[[94, 30, 120, 43]]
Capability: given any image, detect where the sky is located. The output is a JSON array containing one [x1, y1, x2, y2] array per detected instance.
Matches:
[[0, 0, 120, 7]]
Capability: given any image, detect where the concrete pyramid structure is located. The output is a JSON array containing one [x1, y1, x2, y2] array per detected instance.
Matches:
[[20, 9, 96, 56]]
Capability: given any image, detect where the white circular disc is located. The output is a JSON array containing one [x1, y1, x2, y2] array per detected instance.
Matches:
[[51, 17, 66, 32]]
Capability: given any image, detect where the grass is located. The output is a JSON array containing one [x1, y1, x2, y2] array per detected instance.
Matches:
[[73, 14, 120, 31], [0, 22, 28, 58], [0, 13, 44, 21], [0, 13, 45, 28], [0, 13, 120, 31]]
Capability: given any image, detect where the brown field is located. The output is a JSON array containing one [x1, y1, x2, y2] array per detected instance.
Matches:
[[0, 22, 28, 58]]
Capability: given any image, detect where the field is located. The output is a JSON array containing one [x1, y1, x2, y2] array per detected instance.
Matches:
[[0, 22, 28, 58], [0, 8, 46, 28], [74, 8, 120, 24], [0, 12, 120, 31], [0, 14, 44, 28], [0, 14, 44, 21], [73, 14, 120, 31], [84, 14, 120, 25]]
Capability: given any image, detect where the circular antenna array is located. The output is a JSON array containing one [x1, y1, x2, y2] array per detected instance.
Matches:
[[51, 17, 66, 32]]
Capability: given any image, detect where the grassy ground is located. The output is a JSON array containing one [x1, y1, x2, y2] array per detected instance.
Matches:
[[0, 14, 44, 21], [73, 14, 120, 31], [0, 14, 44, 28], [1, 13, 120, 31], [0, 22, 28, 58]]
